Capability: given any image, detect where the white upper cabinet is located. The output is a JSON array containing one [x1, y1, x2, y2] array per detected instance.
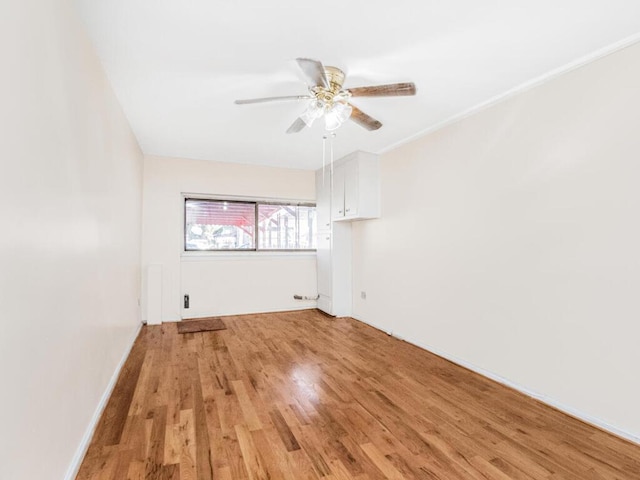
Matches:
[[331, 164, 346, 219], [343, 159, 359, 218], [331, 151, 380, 222]]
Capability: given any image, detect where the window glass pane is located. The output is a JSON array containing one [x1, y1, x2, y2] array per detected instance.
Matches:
[[258, 204, 317, 250], [185, 199, 255, 250]]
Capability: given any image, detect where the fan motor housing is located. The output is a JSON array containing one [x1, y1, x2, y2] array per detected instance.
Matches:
[[324, 66, 346, 93], [311, 66, 346, 105]]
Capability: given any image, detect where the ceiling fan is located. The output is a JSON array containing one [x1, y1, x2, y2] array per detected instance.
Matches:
[[234, 58, 416, 133]]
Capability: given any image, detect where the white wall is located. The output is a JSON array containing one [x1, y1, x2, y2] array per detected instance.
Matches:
[[0, 1, 143, 479], [142, 155, 316, 321], [181, 255, 317, 317], [352, 42, 640, 440]]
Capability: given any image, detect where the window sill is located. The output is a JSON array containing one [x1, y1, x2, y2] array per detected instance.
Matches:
[[181, 250, 317, 261]]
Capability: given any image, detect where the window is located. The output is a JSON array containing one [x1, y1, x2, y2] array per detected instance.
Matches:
[[184, 198, 316, 251], [185, 199, 255, 250], [258, 203, 316, 250]]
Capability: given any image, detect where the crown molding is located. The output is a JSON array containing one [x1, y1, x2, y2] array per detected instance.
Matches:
[[379, 32, 640, 155]]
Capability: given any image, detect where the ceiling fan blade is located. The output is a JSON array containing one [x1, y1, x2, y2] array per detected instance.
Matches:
[[286, 117, 307, 134], [296, 58, 328, 88], [349, 104, 382, 131], [348, 82, 416, 97], [234, 95, 311, 105]]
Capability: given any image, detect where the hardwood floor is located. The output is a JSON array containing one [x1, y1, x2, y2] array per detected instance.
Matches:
[[77, 310, 640, 479]]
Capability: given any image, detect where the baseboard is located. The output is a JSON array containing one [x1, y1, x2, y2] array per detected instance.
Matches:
[[64, 322, 143, 480], [180, 305, 317, 320], [352, 315, 640, 446]]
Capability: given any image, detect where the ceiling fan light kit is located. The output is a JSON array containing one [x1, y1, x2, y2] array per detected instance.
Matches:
[[234, 58, 416, 133], [323, 102, 353, 131]]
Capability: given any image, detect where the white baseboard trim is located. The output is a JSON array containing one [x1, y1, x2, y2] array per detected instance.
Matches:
[[353, 315, 640, 446], [180, 304, 317, 320], [64, 322, 143, 480]]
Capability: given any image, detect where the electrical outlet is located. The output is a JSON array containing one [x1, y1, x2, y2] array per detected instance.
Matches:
[[184, 294, 190, 309], [361, 291, 367, 300]]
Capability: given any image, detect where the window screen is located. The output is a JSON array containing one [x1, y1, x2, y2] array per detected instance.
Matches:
[[258, 204, 317, 250], [185, 199, 255, 250], [185, 198, 316, 251]]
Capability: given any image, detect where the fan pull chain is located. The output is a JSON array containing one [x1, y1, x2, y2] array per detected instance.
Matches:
[[330, 132, 336, 194], [322, 134, 327, 187]]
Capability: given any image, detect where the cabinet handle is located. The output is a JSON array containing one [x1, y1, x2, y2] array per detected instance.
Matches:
[[325, 223, 330, 227], [338, 210, 343, 214], [346, 208, 351, 212], [325, 236, 330, 240]]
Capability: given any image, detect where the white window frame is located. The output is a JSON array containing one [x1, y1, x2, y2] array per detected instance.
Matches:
[[182, 194, 317, 255]]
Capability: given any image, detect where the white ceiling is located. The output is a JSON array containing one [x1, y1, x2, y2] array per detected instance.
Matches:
[[75, 1, 640, 170]]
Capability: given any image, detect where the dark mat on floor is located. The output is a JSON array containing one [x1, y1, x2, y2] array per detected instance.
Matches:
[[177, 317, 226, 334]]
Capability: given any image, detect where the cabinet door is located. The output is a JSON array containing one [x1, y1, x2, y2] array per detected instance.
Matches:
[[316, 231, 332, 296], [331, 164, 346, 219], [315, 168, 331, 229], [344, 159, 359, 217]]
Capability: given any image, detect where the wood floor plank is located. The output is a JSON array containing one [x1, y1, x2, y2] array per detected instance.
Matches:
[[76, 310, 640, 480], [360, 443, 406, 480], [145, 405, 169, 479], [235, 424, 272, 480], [232, 380, 263, 431], [178, 409, 197, 480], [270, 407, 301, 452]]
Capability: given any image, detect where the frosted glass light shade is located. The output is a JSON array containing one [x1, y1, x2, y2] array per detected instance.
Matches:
[[325, 102, 352, 131], [301, 99, 324, 127]]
